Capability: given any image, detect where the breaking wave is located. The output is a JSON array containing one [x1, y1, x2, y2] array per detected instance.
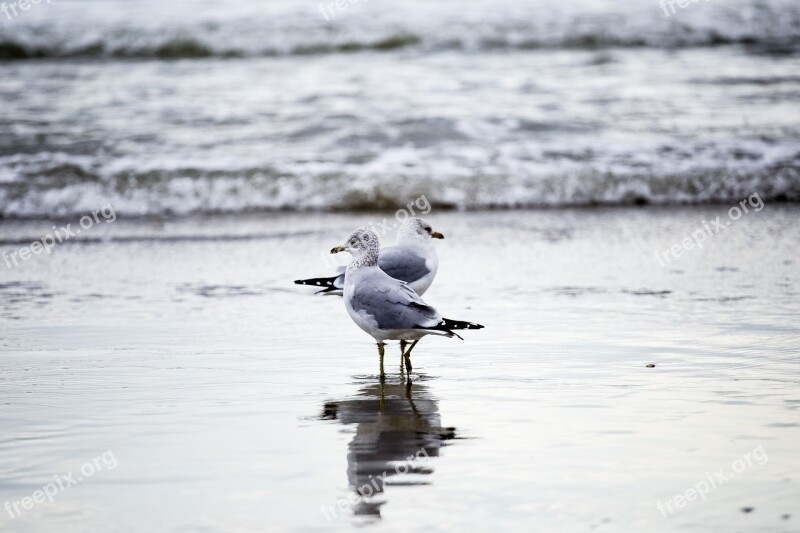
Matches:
[[1, 0, 799, 61], [1, 152, 798, 218]]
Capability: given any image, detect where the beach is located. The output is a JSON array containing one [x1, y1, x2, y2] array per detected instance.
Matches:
[[1, 207, 798, 531], [1, 0, 800, 529]]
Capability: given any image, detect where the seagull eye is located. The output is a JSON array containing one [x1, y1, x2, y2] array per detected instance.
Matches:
[[424, 227, 431, 232], [350, 239, 357, 245]]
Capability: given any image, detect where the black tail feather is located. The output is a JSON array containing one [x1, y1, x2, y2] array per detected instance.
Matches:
[[439, 318, 485, 330], [417, 317, 485, 339], [293, 276, 341, 294]]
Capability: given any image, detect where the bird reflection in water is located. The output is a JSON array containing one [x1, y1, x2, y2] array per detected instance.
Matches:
[[320, 379, 457, 518]]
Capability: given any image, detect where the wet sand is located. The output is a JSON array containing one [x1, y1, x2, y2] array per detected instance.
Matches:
[[1, 207, 798, 531]]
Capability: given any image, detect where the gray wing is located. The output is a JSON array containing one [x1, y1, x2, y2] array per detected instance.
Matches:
[[350, 271, 440, 330], [378, 246, 430, 284]]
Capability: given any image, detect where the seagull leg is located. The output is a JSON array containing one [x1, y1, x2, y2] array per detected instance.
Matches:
[[402, 339, 420, 374], [400, 340, 407, 373], [377, 342, 386, 381]]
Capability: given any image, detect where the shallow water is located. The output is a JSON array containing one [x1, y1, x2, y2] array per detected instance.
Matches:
[[0, 207, 798, 531]]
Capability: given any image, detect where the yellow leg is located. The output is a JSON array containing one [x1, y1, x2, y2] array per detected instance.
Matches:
[[377, 342, 386, 380]]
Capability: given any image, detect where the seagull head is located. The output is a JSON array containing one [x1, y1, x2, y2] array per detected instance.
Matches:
[[397, 217, 443, 244], [331, 227, 381, 262]]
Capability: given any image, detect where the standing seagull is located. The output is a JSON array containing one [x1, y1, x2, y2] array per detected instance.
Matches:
[[331, 228, 483, 379], [294, 217, 442, 297]]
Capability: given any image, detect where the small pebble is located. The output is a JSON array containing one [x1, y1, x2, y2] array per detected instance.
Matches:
[[646, 363, 655, 368], [741, 507, 754, 514]]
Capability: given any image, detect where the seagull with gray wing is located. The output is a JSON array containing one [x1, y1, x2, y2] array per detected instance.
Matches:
[[294, 217, 442, 297], [331, 227, 483, 379]]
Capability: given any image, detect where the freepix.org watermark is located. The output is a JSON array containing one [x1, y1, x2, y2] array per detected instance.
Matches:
[[318, 194, 432, 269], [1, 0, 52, 21], [4, 450, 118, 519], [321, 446, 430, 520], [2, 204, 116, 269], [657, 445, 768, 517], [655, 192, 764, 267], [318, 0, 369, 21], [660, 0, 710, 18]]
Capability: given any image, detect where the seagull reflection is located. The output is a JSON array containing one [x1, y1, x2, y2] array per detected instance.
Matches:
[[320, 379, 456, 518]]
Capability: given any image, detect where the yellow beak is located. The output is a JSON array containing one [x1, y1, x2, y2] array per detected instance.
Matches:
[[331, 245, 346, 254], [431, 231, 444, 239]]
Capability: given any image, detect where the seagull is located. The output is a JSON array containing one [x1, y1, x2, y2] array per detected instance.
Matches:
[[294, 217, 442, 297], [331, 227, 483, 379]]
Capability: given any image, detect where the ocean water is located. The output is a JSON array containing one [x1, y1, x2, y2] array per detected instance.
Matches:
[[0, 208, 798, 532], [0, 0, 799, 216]]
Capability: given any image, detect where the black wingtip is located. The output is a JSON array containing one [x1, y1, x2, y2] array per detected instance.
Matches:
[[420, 318, 485, 336], [294, 275, 339, 288], [442, 318, 485, 330]]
